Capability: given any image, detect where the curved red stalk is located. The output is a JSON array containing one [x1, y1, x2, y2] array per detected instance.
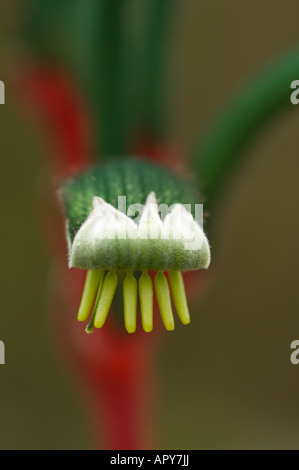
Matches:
[[18, 64, 159, 449], [19, 64, 92, 177]]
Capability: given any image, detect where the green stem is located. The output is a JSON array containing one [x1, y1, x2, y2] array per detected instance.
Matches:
[[91, 0, 128, 156], [25, 0, 176, 154], [190, 48, 299, 207], [81, 0, 176, 156], [117, 0, 177, 148], [142, 0, 176, 139]]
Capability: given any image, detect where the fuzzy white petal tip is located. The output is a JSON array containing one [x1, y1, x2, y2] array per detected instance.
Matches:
[[68, 193, 211, 271]]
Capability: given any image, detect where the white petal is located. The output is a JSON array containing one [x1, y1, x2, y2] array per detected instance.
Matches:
[[69, 196, 137, 267], [138, 192, 164, 240], [68, 192, 211, 271], [164, 204, 201, 245]]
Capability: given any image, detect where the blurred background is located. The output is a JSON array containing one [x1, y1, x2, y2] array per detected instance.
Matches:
[[1, 0, 299, 449]]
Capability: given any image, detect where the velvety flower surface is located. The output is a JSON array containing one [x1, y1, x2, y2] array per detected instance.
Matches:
[[61, 158, 211, 333]]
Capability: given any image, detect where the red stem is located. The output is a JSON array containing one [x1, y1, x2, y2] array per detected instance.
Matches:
[[19, 64, 207, 449], [19, 64, 157, 449]]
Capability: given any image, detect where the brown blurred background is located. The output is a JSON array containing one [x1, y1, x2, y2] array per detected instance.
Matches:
[[1, 0, 299, 449]]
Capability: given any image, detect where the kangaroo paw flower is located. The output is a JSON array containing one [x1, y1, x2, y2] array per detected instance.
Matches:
[[61, 158, 211, 333]]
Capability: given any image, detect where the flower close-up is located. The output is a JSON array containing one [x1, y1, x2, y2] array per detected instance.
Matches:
[[62, 158, 210, 333], [2, 0, 299, 452]]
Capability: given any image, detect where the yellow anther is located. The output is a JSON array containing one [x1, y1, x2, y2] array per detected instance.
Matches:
[[77, 270, 103, 322], [94, 270, 118, 328], [85, 270, 105, 333], [123, 271, 137, 333], [154, 271, 174, 331], [139, 270, 154, 332], [168, 271, 190, 325]]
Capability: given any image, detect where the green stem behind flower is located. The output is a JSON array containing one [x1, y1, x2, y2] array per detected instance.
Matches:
[[191, 48, 299, 208], [141, 0, 176, 139], [96, 0, 176, 154], [24, 0, 176, 157], [83, 0, 128, 156]]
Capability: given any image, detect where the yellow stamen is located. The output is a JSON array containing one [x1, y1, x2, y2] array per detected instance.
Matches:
[[77, 270, 103, 322], [154, 271, 174, 331], [94, 270, 118, 328], [139, 270, 153, 332], [123, 271, 137, 333], [168, 271, 190, 325], [85, 270, 105, 333]]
